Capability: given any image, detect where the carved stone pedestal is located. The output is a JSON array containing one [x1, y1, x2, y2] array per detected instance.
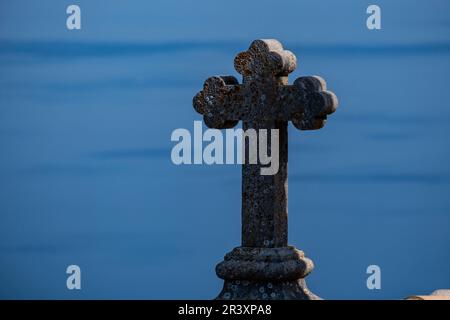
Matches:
[[216, 247, 320, 300]]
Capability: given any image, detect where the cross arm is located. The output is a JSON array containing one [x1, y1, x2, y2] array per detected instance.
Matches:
[[193, 75, 244, 129], [282, 76, 338, 130]]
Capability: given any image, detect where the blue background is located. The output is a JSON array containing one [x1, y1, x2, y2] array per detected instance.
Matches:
[[0, 0, 449, 299]]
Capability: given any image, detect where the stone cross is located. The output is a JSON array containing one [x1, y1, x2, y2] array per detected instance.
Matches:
[[193, 39, 338, 300]]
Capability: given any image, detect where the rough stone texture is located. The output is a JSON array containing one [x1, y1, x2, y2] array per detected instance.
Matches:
[[217, 279, 320, 300], [193, 39, 338, 300], [216, 247, 313, 281]]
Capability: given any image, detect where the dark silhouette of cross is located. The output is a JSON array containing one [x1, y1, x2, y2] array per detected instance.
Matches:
[[193, 39, 338, 300]]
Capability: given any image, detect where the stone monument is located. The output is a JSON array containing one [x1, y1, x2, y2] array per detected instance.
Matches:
[[193, 39, 338, 299]]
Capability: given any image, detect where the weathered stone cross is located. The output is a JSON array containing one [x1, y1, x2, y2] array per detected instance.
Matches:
[[193, 39, 338, 300]]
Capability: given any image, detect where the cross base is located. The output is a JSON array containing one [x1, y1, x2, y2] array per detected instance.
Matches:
[[216, 279, 319, 300], [215, 246, 320, 300]]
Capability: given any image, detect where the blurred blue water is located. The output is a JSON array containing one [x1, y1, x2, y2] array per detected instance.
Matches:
[[0, 0, 449, 299]]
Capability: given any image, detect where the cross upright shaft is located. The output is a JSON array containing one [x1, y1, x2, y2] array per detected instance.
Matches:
[[242, 118, 288, 248], [193, 39, 338, 300], [238, 51, 290, 248]]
